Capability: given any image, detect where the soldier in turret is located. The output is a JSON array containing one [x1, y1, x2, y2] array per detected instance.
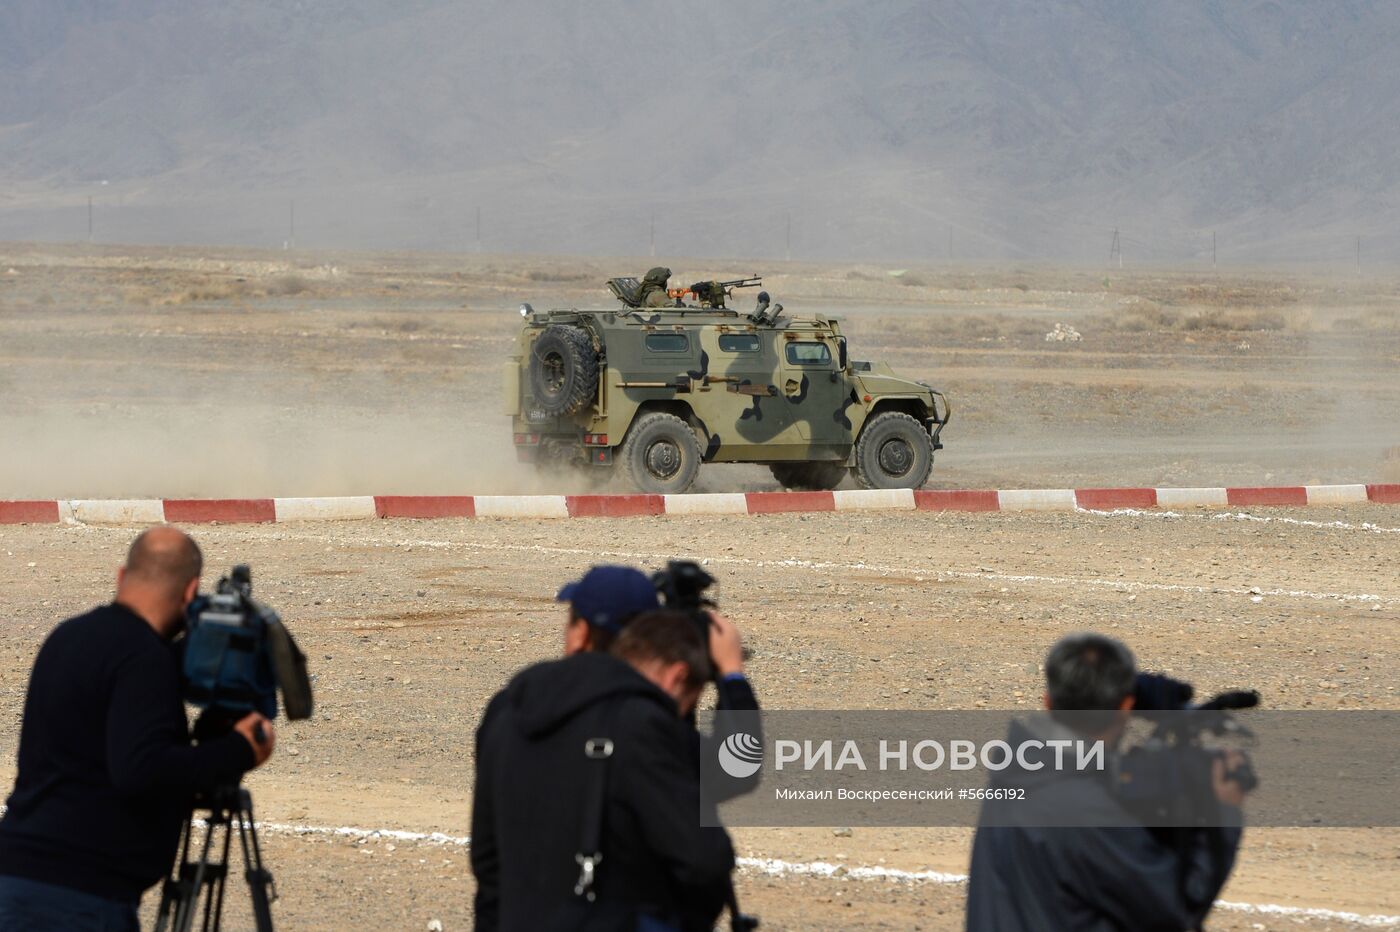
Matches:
[[637, 266, 672, 307]]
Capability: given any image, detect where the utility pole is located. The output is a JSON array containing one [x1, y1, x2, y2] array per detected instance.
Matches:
[[1357, 235, 1362, 273], [1109, 228, 1122, 268], [288, 199, 295, 250], [87, 196, 93, 243], [650, 212, 656, 258], [1212, 231, 1217, 269], [475, 206, 482, 253], [785, 212, 791, 262]]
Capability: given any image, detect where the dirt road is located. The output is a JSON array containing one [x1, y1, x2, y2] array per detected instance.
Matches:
[[2, 245, 1398, 498]]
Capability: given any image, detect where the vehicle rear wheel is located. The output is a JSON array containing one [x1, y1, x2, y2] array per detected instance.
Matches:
[[853, 412, 933, 490], [770, 462, 848, 491], [528, 325, 599, 417], [621, 413, 702, 494]]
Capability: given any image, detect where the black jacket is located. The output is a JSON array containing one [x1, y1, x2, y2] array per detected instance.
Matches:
[[702, 673, 761, 804], [472, 653, 735, 931], [0, 604, 254, 902], [966, 715, 1241, 932]]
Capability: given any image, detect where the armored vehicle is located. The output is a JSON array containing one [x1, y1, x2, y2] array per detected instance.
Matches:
[[504, 276, 949, 494]]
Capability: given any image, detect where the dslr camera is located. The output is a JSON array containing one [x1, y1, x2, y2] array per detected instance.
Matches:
[[182, 565, 313, 728]]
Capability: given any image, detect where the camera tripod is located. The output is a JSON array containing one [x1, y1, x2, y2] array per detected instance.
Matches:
[[155, 784, 277, 932]]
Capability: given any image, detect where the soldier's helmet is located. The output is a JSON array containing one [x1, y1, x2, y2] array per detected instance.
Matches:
[[643, 266, 671, 287]]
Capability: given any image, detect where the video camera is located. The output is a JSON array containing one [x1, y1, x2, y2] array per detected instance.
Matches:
[[182, 565, 313, 725], [652, 559, 723, 679], [1116, 673, 1259, 827]]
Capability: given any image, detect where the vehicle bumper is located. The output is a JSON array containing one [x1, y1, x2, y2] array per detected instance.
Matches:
[[925, 391, 951, 451], [512, 433, 613, 466]]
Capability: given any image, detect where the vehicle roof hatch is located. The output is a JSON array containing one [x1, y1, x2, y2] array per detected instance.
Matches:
[[606, 277, 642, 308]]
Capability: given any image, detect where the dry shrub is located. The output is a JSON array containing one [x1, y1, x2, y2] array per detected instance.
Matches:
[[157, 279, 249, 304], [935, 313, 1048, 342], [1180, 308, 1288, 331], [898, 274, 927, 287], [122, 286, 157, 307], [155, 273, 313, 305], [1180, 283, 1299, 307], [1331, 311, 1400, 332], [1111, 301, 1178, 332], [1105, 302, 1302, 333], [363, 316, 428, 333], [265, 274, 310, 296], [946, 316, 1002, 341], [525, 269, 589, 283]]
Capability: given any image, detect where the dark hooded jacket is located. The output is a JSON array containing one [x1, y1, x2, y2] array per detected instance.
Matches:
[[966, 715, 1241, 932], [471, 653, 734, 932]]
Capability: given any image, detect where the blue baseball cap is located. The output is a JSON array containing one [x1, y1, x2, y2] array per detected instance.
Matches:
[[556, 565, 660, 633]]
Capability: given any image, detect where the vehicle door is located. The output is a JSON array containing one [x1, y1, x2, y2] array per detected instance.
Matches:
[[700, 326, 799, 457], [779, 332, 852, 445]]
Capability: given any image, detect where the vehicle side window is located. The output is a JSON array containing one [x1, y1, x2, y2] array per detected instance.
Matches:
[[718, 333, 760, 353], [645, 333, 690, 353], [785, 341, 832, 366]]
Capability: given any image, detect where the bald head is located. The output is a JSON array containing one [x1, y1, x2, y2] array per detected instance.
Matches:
[[123, 527, 203, 600]]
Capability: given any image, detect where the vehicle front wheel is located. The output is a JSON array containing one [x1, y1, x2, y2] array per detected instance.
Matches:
[[621, 413, 702, 494], [852, 412, 933, 490]]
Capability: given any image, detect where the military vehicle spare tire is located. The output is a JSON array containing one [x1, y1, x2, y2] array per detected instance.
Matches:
[[528, 325, 599, 417], [622, 412, 702, 494], [853, 412, 933, 490], [770, 462, 847, 491]]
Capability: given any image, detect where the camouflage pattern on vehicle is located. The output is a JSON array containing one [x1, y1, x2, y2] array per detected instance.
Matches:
[[504, 277, 950, 494]]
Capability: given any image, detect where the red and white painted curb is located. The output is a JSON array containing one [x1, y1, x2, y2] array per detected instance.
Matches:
[[0, 485, 1396, 525]]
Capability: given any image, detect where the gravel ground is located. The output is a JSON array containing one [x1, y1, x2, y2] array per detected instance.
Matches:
[[3, 247, 1399, 928], [2, 505, 1397, 930]]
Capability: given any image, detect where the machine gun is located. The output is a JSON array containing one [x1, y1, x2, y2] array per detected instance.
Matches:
[[668, 276, 763, 309]]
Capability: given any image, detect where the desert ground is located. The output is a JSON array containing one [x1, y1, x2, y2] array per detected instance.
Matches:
[[1, 244, 1398, 930]]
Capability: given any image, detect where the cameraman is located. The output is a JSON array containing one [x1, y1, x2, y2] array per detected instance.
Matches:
[[472, 610, 734, 930], [0, 527, 274, 931], [966, 633, 1245, 932]]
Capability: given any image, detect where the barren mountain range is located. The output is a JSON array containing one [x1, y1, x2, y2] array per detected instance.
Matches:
[[2, 0, 1397, 262]]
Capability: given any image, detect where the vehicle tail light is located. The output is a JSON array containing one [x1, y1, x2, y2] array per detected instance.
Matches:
[[583, 433, 609, 446], [513, 433, 541, 445]]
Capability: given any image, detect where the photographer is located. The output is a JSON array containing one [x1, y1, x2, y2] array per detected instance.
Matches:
[[966, 633, 1246, 932], [553, 563, 760, 929], [472, 610, 734, 931], [0, 527, 274, 931]]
